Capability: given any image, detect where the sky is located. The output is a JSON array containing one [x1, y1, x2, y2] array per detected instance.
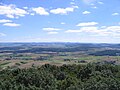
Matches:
[[0, 0, 120, 43]]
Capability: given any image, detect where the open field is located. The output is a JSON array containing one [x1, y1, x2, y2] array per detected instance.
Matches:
[[0, 55, 120, 70], [0, 43, 120, 70]]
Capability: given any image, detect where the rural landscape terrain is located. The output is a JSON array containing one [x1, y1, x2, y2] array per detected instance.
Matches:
[[0, 43, 120, 90], [0, 43, 120, 70]]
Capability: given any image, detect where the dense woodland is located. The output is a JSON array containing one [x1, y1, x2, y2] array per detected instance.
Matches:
[[0, 64, 120, 90], [90, 50, 120, 56]]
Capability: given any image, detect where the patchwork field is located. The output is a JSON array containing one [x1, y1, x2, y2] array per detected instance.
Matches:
[[0, 55, 120, 70], [0, 43, 120, 70]]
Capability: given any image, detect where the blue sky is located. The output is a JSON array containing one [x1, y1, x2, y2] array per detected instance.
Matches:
[[0, 0, 120, 43]]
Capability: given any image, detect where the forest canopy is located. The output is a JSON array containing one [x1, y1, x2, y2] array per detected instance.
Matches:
[[0, 64, 120, 90]]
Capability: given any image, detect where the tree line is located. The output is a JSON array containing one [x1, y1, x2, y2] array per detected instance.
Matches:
[[0, 63, 120, 90]]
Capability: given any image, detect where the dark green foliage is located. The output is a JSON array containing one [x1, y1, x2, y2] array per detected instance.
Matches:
[[90, 50, 120, 56], [0, 64, 120, 90]]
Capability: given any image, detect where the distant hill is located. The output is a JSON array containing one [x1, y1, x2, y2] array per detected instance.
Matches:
[[89, 50, 120, 56]]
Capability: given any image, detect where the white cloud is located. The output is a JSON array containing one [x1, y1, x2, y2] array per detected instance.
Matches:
[[43, 28, 61, 31], [90, 3, 95, 6], [70, 2, 75, 5], [112, 13, 119, 16], [65, 25, 120, 37], [65, 29, 82, 33], [3, 23, 20, 27], [82, 0, 96, 4], [30, 13, 35, 16], [82, 11, 91, 14], [48, 31, 58, 34], [0, 19, 12, 23], [98, 1, 104, 4], [106, 26, 120, 32], [43, 28, 61, 34], [23, 7, 28, 9], [66, 27, 100, 33], [6, 14, 15, 18], [0, 19, 20, 27], [101, 26, 106, 28], [0, 33, 6, 36], [61, 22, 66, 24], [92, 6, 97, 9], [0, 4, 28, 18], [50, 6, 78, 15], [77, 22, 98, 26], [32, 7, 49, 15]]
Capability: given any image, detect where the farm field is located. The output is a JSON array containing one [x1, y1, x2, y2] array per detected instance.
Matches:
[[1, 56, 120, 70], [0, 43, 120, 70]]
